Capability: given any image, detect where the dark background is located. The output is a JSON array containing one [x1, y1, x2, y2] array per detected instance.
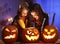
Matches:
[[0, 0, 60, 39]]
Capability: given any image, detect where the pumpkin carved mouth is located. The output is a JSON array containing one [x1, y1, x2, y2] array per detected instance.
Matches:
[[25, 34, 39, 41], [4, 34, 16, 39], [43, 33, 56, 39]]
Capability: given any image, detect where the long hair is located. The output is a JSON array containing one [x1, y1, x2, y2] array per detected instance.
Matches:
[[29, 3, 43, 22], [12, 2, 29, 25], [28, 3, 49, 27], [29, 3, 49, 27], [17, 2, 29, 17]]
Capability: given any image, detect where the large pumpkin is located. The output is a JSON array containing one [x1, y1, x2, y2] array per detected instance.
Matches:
[[22, 27, 40, 42], [42, 25, 58, 43], [2, 25, 18, 43]]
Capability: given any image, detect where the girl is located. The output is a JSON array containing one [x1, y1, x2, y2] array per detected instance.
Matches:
[[12, 2, 29, 42]]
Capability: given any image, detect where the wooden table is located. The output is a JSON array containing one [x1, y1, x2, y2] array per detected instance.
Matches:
[[0, 39, 60, 44]]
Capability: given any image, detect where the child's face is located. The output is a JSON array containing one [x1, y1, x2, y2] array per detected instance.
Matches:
[[21, 9, 28, 17], [31, 11, 39, 20]]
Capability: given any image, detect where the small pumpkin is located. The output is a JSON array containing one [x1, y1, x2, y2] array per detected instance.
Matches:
[[42, 25, 58, 43], [22, 27, 40, 42], [2, 25, 18, 43]]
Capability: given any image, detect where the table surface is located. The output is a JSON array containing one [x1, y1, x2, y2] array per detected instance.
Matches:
[[0, 39, 60, 44]]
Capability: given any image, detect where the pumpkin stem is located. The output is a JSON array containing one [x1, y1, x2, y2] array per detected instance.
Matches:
[[51, 13, 56, 25]]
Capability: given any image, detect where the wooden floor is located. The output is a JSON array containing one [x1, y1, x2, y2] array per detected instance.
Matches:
[[0, 39, 60, 44]]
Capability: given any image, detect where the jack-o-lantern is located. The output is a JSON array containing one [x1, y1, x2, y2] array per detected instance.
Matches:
[[42, 25, 58, 43], [2, 25, 18, 43], [22, 27, 40, 42]]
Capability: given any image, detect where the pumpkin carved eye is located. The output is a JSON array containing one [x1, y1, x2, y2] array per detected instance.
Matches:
[[44, 29, 48, 32], [5, 28, 10, 32], [50, 29, 54, 32], [12, 30, 17, 32], [27, 30, 32, 34]]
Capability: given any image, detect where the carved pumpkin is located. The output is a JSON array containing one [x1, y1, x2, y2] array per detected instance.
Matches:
[[22, 27, 40, 42], [42, 25, 58, 43], [2, 25, 18, 43]]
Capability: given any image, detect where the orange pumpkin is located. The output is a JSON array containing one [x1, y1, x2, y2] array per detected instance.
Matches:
[[42, 25, 58, 43], [2, 25, 18, 43], [22, 27, 40, 42]]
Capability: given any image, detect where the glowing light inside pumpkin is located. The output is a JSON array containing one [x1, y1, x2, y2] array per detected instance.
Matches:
[[12, 30, 17, 32], [27, 30, 32, 34], [50, 29, 54, 32], [25, 35, 39, 41], [4, 34, 16, 39], [44, 29, 48, 32], [47, 32, 51, 35], [5, 28, 10, 32], [43, 33, 56, 39]]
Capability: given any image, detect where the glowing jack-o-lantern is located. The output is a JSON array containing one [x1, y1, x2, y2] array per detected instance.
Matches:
[[2, 25, 18, 43], [22, 27, 40, 42], [42, 25, 58, 43]]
